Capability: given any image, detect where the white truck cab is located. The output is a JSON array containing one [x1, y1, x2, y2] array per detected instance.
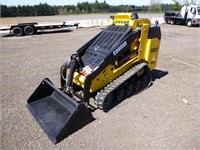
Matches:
[[185, 5, 200, 26]]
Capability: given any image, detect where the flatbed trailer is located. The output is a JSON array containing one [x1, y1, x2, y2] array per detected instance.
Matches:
[[0, 22, 79, 36]]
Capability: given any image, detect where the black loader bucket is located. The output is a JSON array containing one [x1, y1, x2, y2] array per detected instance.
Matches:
[[27, 78, 94, 144]]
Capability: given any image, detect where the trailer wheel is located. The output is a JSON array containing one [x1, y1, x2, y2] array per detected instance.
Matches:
[[24, 26, 35, 35], [187, 20, 192, 27], [13, 27, 23, 36]]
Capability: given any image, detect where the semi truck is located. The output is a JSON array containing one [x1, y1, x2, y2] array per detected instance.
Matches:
[[164, 4, 200, 27], [0, 21, 79, 36]]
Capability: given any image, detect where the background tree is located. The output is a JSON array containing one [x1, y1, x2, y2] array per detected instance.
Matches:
[[1, 1, 183, 17], [149, 0, 162, 12], [171, 0, 182, 10]]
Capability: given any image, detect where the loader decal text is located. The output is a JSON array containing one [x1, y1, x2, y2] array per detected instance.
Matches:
[[114, 20, 130, 24], [113, 41, 127, 56]]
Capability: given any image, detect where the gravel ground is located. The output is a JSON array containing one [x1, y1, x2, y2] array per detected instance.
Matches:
[[0, 15, 200, 150], [0, 13, 163, 26]]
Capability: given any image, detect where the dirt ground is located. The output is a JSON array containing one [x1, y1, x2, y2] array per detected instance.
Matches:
[[0, 15, 200, 150]]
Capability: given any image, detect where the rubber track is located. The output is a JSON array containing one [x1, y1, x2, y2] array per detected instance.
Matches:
[[95, 63, 148, 109]]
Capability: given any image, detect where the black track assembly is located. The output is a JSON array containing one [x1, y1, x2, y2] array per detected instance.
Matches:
[[95, 63, 152, 112]]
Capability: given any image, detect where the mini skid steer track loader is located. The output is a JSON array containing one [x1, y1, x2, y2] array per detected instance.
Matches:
[[27, 9, 161, 144]]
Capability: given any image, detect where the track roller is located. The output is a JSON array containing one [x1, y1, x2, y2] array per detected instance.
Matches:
[[116, 88, 126, 102]]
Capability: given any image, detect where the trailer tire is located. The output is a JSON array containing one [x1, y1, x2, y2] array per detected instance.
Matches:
[[24, 26, 35, 35], [13, 27, 23, 36], [187, 20, 192, 27]]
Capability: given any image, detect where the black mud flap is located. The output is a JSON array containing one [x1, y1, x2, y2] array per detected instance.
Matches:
[[27, 78, 94, 144]]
